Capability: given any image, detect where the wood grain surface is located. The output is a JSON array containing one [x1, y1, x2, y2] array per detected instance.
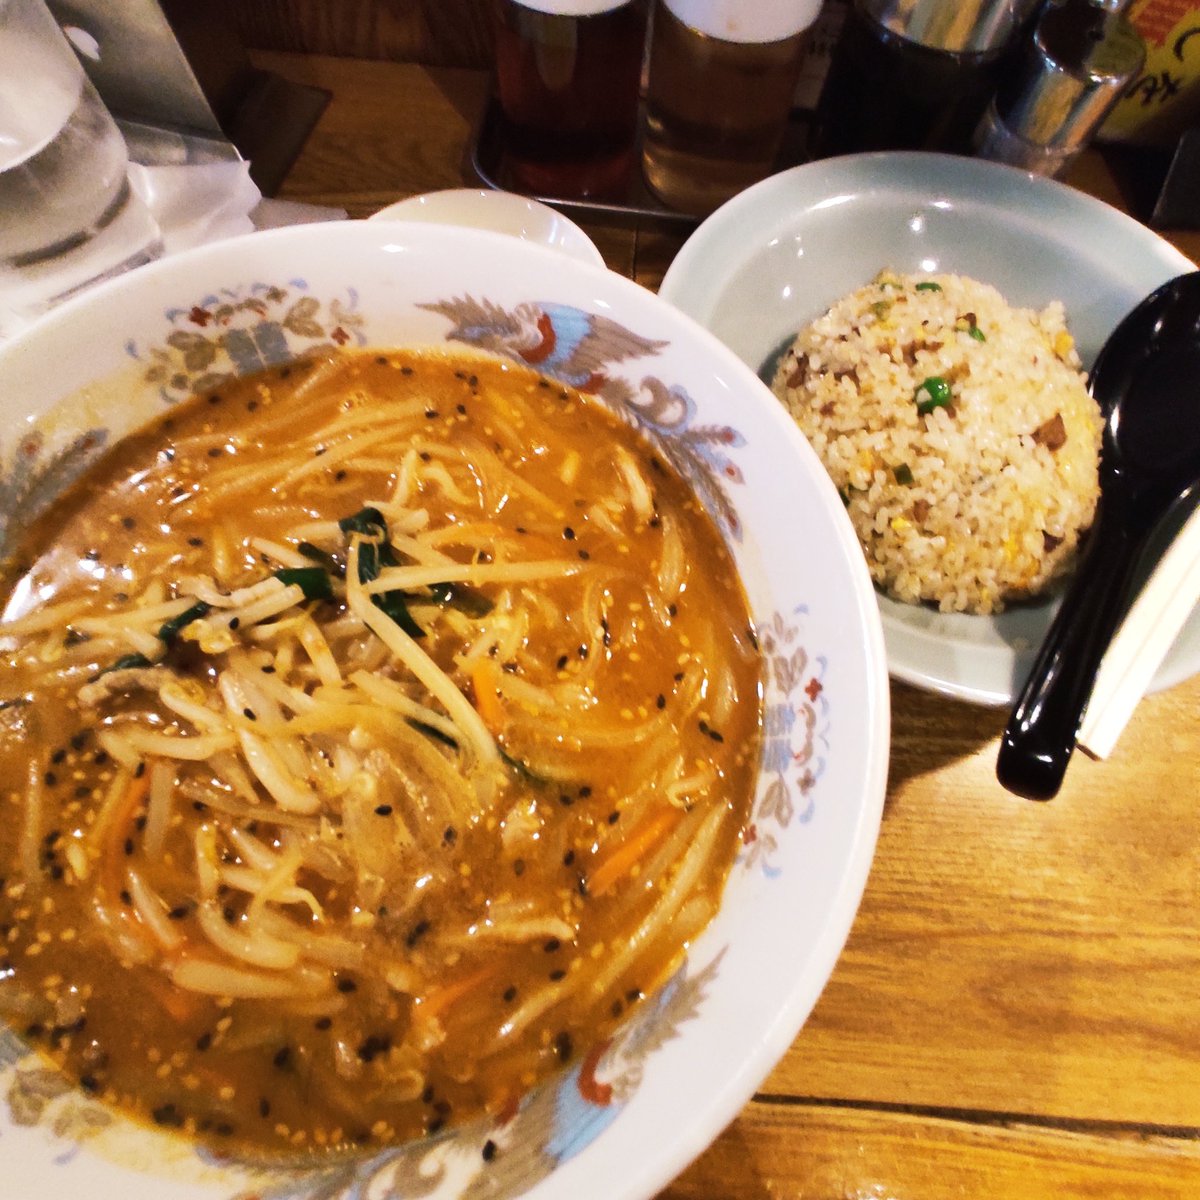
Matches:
[[254, 49, 1200, 1198], [236, 1, 496, 68]]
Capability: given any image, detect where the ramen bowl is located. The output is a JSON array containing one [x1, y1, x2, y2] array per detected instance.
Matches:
[[0, 220, 888, 1200], [658, 151, 1200, 706]]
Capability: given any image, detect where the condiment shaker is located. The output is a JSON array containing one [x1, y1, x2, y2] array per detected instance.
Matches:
[[974, 0, 1146, 178], [809, 0, 1043, 157]]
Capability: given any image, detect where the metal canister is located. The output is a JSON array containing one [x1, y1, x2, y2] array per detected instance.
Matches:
[[809, 0, 1043, 157], [974, 0, 1146, 177]]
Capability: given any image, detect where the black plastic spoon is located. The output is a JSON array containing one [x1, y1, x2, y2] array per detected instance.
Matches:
[[997, 271, 1200, 800]]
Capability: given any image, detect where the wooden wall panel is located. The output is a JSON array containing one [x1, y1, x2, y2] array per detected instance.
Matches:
[[234, 0, 495, 68]]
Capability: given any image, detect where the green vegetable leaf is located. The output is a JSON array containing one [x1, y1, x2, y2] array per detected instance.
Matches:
[[157, 601, 211, 644], [273, 567, 334, 602], [914, 376, 952, 415]]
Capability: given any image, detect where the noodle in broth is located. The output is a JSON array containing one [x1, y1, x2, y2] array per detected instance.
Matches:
[[0, 347, 762, 1155]]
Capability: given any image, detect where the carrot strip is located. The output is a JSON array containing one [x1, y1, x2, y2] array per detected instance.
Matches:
[[586, 806, 684, 898], [468, 659, 505, 734], [414, 962, 500, 1024]]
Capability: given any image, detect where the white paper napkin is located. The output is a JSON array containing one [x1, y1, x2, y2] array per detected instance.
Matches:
[[0, 155, 347, 340]]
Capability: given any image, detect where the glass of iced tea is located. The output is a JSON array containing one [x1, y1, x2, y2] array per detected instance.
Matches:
[[491, 0, 650, 201]]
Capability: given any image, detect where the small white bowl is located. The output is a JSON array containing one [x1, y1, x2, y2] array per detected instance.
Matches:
[[370, 188, 606, 269], [659, 151, 1200, 706]]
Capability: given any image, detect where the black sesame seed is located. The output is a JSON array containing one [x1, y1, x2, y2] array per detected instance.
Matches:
[[607, 811, 620, 825], [544, 938, 561, 953], [503, 985, 518, 1002], [482, 1139, 497, 1161], [152, 1103, 184, 1127], [195, 1031, 213, 1051], [374, 804, 393, 816], [563, 849, 575, 866], [553, 1031, 573, 1062], [549, 969, 566, 981], [314, 1016, 333, 1031], [513, 858, 525, 876], [337, 977, 358, 993], [272, 1046, 291, 1069], [563, 527, 575, 540], [656, 694, 666, 709], [357, 1034, 391, 1062], [242, 707, 256, 721]]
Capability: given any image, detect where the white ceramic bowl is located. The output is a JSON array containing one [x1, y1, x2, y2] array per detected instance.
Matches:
[[369, 188, 606, 269], [0, 220, 889, 1200], [659, 151, 1200, 706]]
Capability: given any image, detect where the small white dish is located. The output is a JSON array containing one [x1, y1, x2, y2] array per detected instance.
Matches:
[[659, 151, 1200, 706], [369, 188, 606, 269]]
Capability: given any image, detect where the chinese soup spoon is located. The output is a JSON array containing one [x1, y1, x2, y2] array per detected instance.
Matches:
[[997, 270, 1200, 800]]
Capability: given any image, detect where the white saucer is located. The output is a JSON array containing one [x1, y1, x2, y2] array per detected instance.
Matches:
[[369, 188, 605, 269]]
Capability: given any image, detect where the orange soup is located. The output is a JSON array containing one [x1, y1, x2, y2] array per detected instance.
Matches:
[[0, 348, 762, 1156]]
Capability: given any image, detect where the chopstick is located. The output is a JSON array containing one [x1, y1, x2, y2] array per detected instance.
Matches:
[[1078, 499, 1200, 760]]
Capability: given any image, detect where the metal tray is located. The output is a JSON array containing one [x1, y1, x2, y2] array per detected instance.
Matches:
[[465, 95, 699, 228], [466, 92, 817, 229]]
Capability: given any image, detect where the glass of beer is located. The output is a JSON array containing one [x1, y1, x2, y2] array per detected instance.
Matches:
[[641, 0, 823, 217], [491, 0, 650, 201]]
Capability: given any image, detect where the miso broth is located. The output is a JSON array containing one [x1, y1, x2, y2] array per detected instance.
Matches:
[[0, 348, 762, 1156]]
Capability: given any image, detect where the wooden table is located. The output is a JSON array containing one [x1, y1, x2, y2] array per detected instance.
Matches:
[[256, 51, 1200, 1198]]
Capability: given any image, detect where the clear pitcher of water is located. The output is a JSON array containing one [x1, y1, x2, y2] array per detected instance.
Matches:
[[0, 0, 161, 326]]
